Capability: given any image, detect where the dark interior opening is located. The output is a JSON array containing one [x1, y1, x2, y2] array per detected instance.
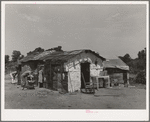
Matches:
[[81, 62, 90, 88], [51, 64, 61, 90]]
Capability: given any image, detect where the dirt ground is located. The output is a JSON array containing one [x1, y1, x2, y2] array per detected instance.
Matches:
[[5, 74, 146, 109]]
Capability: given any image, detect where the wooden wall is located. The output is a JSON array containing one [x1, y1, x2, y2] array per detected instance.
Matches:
[[105, 68, 129, 85], [64, 52, 104, 92]]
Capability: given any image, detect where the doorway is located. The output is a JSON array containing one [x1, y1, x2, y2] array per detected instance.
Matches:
[[51, 64, 61, 90], [81, 62, 90, 88]]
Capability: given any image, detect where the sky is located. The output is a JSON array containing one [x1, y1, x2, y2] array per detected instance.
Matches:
[[5, 4, 146, 59]]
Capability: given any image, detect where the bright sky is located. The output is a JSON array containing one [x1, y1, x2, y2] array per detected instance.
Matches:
[[5, 4, 146, 59]]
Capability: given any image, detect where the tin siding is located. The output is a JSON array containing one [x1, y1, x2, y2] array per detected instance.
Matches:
[[64, 52, 104, 92]]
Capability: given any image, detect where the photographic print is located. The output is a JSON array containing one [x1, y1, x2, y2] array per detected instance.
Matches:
[[1, 1, 149, 121]]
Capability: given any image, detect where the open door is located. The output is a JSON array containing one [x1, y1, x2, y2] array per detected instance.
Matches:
[[81, 62, 90, 88]]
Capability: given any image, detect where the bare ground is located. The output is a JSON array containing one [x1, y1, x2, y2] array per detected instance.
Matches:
[[5, 74, 146, 109]]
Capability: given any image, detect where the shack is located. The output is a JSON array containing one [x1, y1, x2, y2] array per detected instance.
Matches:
[[20, 46, 63, 86], [20, 46, 63, 73], [103, 59, 129, 86], [42, 49, 105, 92], [20, 48, 106, 92]]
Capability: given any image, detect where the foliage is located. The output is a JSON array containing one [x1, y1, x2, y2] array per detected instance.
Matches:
[[135, 71, 146, 84], [118, 48, 146, 85], [19, 55, 24, 60], [138, 48, 146, 60], [46, 46, 62, 51], [6, 51, 24, 74], [27, 47, 44, 56], [119, 48, 146, 74], [11, 50, 21, 62], [118, 53, 132, 63], [5, 55, 9, 64], [5, 61, 18, 74]]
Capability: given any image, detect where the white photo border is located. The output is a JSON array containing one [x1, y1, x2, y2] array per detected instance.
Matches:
[[1, 1, 149, 121]]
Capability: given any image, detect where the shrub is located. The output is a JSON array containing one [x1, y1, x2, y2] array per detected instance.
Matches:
[[135, 71, 146, 84]]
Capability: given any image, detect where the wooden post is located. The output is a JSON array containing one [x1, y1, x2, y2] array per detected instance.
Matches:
[[127, 72, 130, 86], [107, 76, 110, 88], [17, 70, 21, 85], [96, 77, 99, 90], [17, 65, 21, 85], [49, 62, 51, 89], [61, 63, 63, 83], [123, 72, 128, 87], [60, 63, 64, 92]]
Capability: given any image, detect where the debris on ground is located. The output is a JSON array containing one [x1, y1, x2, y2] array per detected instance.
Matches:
[[69, 92, 77, 95], [5, 74, 146, 109]]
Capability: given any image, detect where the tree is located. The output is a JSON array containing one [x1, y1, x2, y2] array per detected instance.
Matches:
[[135, 71, 146, 84], [138, 49, 146, 60], [19, 55, 24, 60], [34, 47, 44, 52], [11, 50, 21, 62], [118, 53, 132, 63], [123, 54, 132, 63], [118, 56, 124, 61], [5, 55, 9, 64], [137, 48, 146, 70], [141, 50, 145, 59], [27, 47, 44, 56], [138, 51, 141, 59]]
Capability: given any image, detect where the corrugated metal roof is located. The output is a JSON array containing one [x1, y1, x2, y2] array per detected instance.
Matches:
[[21, 49, 105, 63], [103, 59, 129, 70]]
